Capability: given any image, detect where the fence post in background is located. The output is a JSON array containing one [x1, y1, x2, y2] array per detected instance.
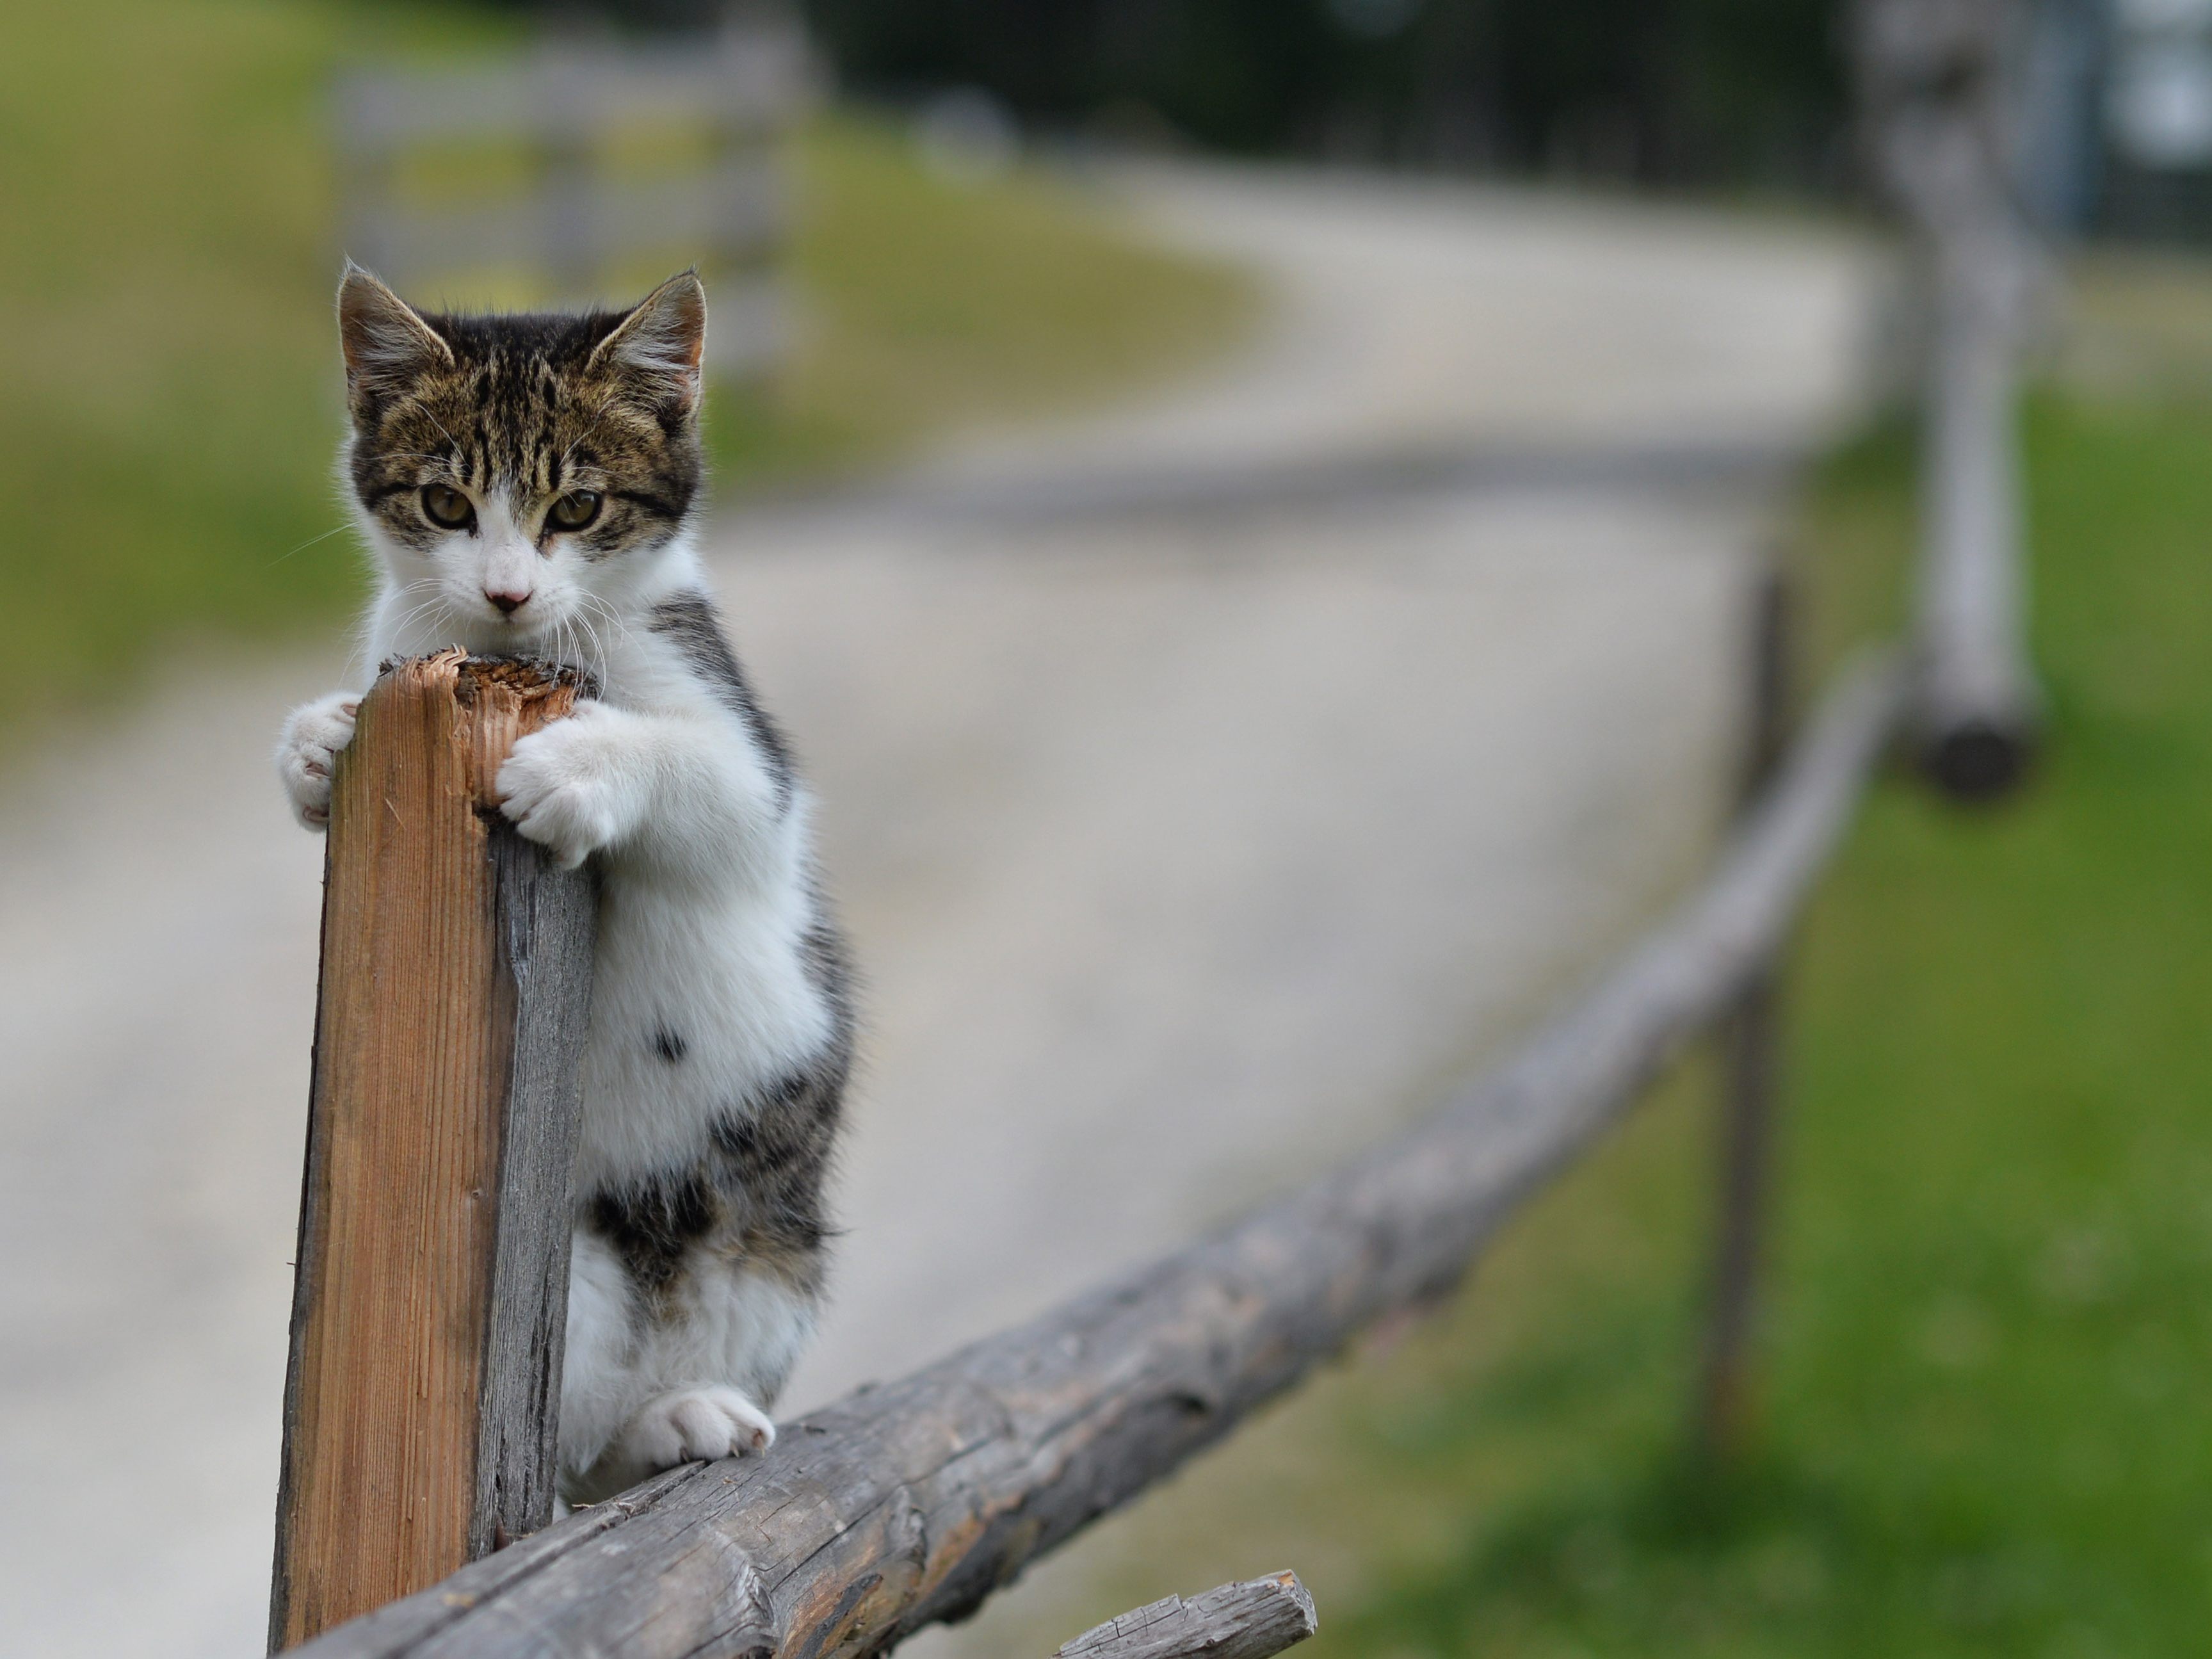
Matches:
[[1853, 0, 2045, 799], [1695, 566, 1795, 1464], [1917, 224, 2038, 797], [270, 653, 597, 1652], [538, 44, 600, 303]]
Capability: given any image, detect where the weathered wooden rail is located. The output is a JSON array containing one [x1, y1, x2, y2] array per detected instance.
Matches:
[[286, 650, 1905, 1659]]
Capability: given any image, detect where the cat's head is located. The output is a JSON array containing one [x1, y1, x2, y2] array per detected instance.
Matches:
[[337, 263, 707, 656]]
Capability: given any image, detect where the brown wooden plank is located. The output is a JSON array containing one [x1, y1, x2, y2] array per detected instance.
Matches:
[[287, 653, 1903, 1659], [271, 653, 597, 1651]]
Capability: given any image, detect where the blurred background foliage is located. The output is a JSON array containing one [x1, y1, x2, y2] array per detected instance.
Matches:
[[0, 0, 1249, 741], [6, 0, 2161, 741], [503, 0, 1847, 187]]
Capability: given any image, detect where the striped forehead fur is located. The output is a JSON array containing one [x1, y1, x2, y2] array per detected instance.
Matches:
[[341, 271, 705, 560]]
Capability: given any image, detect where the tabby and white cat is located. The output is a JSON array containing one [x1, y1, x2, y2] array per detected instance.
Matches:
[[276, 266, 851, 1501]]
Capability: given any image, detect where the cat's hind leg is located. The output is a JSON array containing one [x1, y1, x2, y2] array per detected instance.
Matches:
[[598, 1384, 777, 1483], [560, 1237, 811, 1501]]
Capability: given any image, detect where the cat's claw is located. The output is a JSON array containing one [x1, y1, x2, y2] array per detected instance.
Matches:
[[277, 691, 360, 829], [618, 1386, 777, 1472], [497, 703, 629, 869]]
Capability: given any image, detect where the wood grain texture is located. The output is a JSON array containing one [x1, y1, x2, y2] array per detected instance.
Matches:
[[271, 652, 597, 1651], [1054, 1573, 1316, 1659], [290, 655, 1904, 1659]]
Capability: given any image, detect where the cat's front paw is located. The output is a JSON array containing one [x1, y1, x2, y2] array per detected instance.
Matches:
[[497, 703, 633, 870], [617, 1386, 777, 1473], [275, 691, 360, 829]]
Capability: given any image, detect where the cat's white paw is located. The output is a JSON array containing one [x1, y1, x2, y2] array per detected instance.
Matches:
[[497, 704, 631, 869], [617, 1386, 777, 1473], [276, 691, 360, 830]]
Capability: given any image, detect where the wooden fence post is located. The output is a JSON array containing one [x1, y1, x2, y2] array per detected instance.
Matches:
[[1916, 245, 2039, 797], [1695, 566, 1795, 1462], [270, 652, 597, 1651], [1852, 0, 2044, 798]]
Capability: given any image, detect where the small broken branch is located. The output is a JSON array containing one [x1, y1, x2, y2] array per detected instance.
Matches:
[[1054, 1573, 1317, 1659]]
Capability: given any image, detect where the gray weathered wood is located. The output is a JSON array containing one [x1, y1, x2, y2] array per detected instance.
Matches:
[[1694, 567, 1795, 1459], [472, 810, 598, 1556], [286, 651, 1903, 1659], [1853, 0, 2044, 797], [1917, 268, 2039, 797], [1055, 1573, 1317, 1659], [271, 654, 597, 1650]]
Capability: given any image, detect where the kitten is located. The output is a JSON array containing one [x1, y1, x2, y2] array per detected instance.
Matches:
[[276, 265, 852, 1501]]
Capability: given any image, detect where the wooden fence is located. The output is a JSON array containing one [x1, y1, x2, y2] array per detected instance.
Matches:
[[271, 4, 2044, 1652], [334, 20, 811, 376], [282, 646, 1904, 1659]]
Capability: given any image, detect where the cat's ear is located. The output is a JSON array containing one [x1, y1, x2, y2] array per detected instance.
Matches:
[[337, 263, 451, 396], [588, 270, 707, 415]]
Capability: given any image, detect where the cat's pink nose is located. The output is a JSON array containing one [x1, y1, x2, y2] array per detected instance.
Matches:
[[486, 588, 530, 616]]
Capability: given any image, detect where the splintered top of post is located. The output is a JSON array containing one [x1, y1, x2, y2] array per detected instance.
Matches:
[[378, 650, 600, 706], [364, 651, 596, 813]]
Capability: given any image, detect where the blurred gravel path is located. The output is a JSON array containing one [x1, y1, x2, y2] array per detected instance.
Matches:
[[0, 168, 1875, 1657]]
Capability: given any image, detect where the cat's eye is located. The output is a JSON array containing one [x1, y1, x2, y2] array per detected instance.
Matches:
[[420, 483, 474, 531], [547, 490, 602, 533]]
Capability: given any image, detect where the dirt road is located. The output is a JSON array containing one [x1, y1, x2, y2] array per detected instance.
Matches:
[[0, 169, 1875, 1656]]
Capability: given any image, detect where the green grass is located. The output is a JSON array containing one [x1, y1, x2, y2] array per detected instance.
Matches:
[[710, 118, 1255, 489], [1302, 394, 2212, 1656], [948, 390, 2212, 1659], [0, 1, 1253, 740]]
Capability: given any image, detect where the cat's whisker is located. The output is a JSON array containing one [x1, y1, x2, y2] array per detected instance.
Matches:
[[390, 593, 457, 649], [414, 404, 462, 453], [571, 606, 610, 677], [556, 614, 584, 673], [583, 592, 634, 650], [266, 523, 353, 567]]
